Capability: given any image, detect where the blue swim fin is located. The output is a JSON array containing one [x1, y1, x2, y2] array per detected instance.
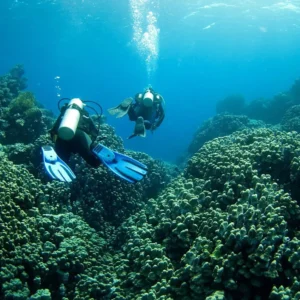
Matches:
[[41, 146, 76, 182], [92, 143, 148, 183]]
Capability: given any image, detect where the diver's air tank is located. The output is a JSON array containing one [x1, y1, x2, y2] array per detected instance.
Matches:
[[143, 90, 154, 107], [58, 98, 84, 140]]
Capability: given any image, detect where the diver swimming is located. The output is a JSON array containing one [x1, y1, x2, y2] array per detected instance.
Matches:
[[108, 86, 165, 139], [42, 98, 148, 183]]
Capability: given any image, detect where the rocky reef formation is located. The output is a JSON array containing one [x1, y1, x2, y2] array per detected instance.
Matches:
[[6, 128, 300, 299], [0, 153, 117, 299], [0, 66, 53, 145], [216, 94, 246, 115], [0, 64, 27, 106], [281, 105, 300, 133], [187, 79, 300, 159], [216, 79, 300, 125], [110, 128, 300, 299], [0, 66, 176, 299], [188, 114, 265, 155], [3, 65, 300, 299]]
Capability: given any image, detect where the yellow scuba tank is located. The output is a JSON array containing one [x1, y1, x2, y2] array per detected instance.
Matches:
[[58, 98, 84, 140]]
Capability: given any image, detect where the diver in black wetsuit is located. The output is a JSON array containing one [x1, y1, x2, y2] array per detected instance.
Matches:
[[42, 98, 148, 183], [108, 87, 165, 139], [49, 99, 101, 167]]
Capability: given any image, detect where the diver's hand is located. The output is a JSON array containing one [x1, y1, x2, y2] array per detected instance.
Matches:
[[48, 129, 57, 143]]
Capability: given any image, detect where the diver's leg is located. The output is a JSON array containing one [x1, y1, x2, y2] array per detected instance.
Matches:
[[55, 138, 72, 163], [144, 121, 152, 130], [133, 117, 146, 137], [72, 130, 101, 168]]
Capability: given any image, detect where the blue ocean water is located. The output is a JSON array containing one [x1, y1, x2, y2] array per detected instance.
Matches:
[[0, 0, 299, 162]]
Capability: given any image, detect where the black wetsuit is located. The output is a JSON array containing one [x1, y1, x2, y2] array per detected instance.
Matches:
[[50, 105, 101, 168], [128, 91, 165, 130]]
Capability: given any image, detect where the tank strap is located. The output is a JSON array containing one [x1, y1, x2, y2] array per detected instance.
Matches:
[[67, 103, 84, 114]]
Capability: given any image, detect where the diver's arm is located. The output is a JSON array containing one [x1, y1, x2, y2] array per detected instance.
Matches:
[[53, 105, 68, 131], [89, 117, 99, 138], [80, 109, 99, 140], [155, 108, 165, 127], [51, 115, 62, 133], [49, 114, 63, 142], [152, 103, 165, 130]]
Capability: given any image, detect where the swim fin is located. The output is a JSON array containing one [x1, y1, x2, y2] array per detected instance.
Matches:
[[41, 146, 76, 182], [92, 143, 147, 183], [128, 116, 146, 139], [108, 98, 133, 118]]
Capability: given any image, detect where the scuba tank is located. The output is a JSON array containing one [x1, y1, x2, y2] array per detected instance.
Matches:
[[58, 98, 84, 140], [57, 97, 103, 142], [143, 90, 154, 107]]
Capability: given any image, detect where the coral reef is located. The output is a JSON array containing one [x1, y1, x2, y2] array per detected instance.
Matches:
[[289, 79, 300, 104], [188, 114, 265, 155], [246, 93, 293, 125], [0, 65, 27, 107], [0, 152, 117, 299], [216, 94, 246, 115], [0, 86, 176, 300], [0, 67, 53, 145], [110, 128, 300, 299], [66, 124, 175, 234], [1, 91, 49, 144], [3, 65, 300, 300], [281, 105, 300, 133], [216, 79, 300, 125]]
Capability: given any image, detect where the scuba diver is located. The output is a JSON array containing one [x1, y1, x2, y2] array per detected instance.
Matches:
[[108, 87, 165, 139], [41, 98, 147, 183]]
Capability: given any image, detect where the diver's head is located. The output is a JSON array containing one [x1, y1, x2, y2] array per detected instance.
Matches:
[[144, 85, 154, 93]]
